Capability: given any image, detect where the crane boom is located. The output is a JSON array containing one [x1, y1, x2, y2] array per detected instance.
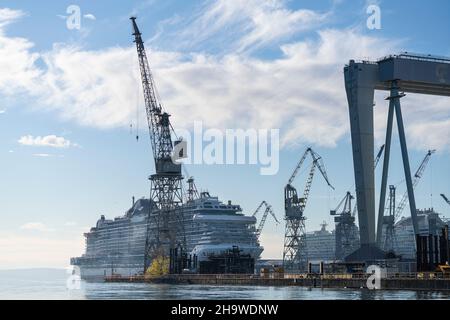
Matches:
[[253, 201, 279, 239], [287, 147, 334, 189], [309, 149, 334, 190], [441, 194, 450, 206], [287, 149, 309, 185], [131, 17, 180, 175], [374, 144, 385, 169], [252, 201, 267, 217], [394, 149, 435, 220]]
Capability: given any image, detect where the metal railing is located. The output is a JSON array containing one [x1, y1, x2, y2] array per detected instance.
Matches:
[[105, 272, 450, 282], [378, 52, 450, 64]]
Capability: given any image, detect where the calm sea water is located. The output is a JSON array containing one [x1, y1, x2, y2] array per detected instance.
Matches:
[[0, 269, 449, 300]]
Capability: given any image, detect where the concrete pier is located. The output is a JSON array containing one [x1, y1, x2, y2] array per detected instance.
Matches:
[[105, 273, 450, 291]]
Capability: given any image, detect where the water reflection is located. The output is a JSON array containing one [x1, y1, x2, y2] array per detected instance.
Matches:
[[78, 282, 450, 300], [2, 269, 449, 300]]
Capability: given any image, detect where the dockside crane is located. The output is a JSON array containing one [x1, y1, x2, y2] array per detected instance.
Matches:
[[394, 149, 435, 221], [330, 192, 359, 260], [283, 147, 334, 272], [131, 17, 185, 272], [252, 201, 280, 240], [380, 149, 435, 252]]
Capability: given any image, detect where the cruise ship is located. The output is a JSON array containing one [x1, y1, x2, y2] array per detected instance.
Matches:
[[71, 192, 262, 280]]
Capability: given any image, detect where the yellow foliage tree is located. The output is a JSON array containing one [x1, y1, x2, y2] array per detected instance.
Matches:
[[146, 256, 169, 277]]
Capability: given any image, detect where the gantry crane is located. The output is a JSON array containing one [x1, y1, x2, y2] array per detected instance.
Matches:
[[380, 149, 435, 252], [131, 17, 185, 272], [330, 192, 359, 260], [252, 201, 280, 240], [283, 147, 334, 272]]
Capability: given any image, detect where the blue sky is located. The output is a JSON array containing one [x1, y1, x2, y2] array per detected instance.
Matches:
[[0, 0, 449, 268]]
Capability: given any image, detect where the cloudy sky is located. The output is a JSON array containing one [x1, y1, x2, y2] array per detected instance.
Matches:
[[0, 0, 449, 268]]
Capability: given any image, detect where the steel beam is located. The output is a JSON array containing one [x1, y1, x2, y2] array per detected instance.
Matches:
[[394, 97, 419, 235], [376, 85, 396, 246]]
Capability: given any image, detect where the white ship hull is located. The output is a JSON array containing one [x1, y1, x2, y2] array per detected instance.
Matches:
[[72, 194, 262, 280]]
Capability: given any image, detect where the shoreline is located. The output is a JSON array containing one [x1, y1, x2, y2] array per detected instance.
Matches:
[[104, 273, 450, 291]]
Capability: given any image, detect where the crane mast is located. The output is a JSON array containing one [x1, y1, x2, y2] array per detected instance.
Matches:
[[131, 17, 184, 272], [331, 192, 359, 260]]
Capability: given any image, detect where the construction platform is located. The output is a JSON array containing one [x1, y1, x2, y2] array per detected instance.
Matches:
[[104, 273, 450, 291]]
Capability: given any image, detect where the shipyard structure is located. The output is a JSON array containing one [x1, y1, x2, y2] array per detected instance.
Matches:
[[72, 18, 262, 279], [72, 16, 450, 279], [304, 208, 448, 272], [71, 193, 262, 279]]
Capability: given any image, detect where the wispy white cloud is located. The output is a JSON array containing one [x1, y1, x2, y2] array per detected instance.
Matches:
[[32, 153, 50, 157], [175, 0, 329, 54], [0, 10, 40, 96], [0, 8, 25, 28], [19, 222, 53, 232], [0, 5, 448, 152], [32, 153, 65, 158], [0, 109, 5, 114], [18, 135, 76, 148]]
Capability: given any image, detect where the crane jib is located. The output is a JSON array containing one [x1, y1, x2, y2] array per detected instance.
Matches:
[[131, 17, 181, 176]]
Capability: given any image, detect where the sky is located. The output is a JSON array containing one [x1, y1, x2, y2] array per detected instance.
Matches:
[[0, 0, 449, 268]]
